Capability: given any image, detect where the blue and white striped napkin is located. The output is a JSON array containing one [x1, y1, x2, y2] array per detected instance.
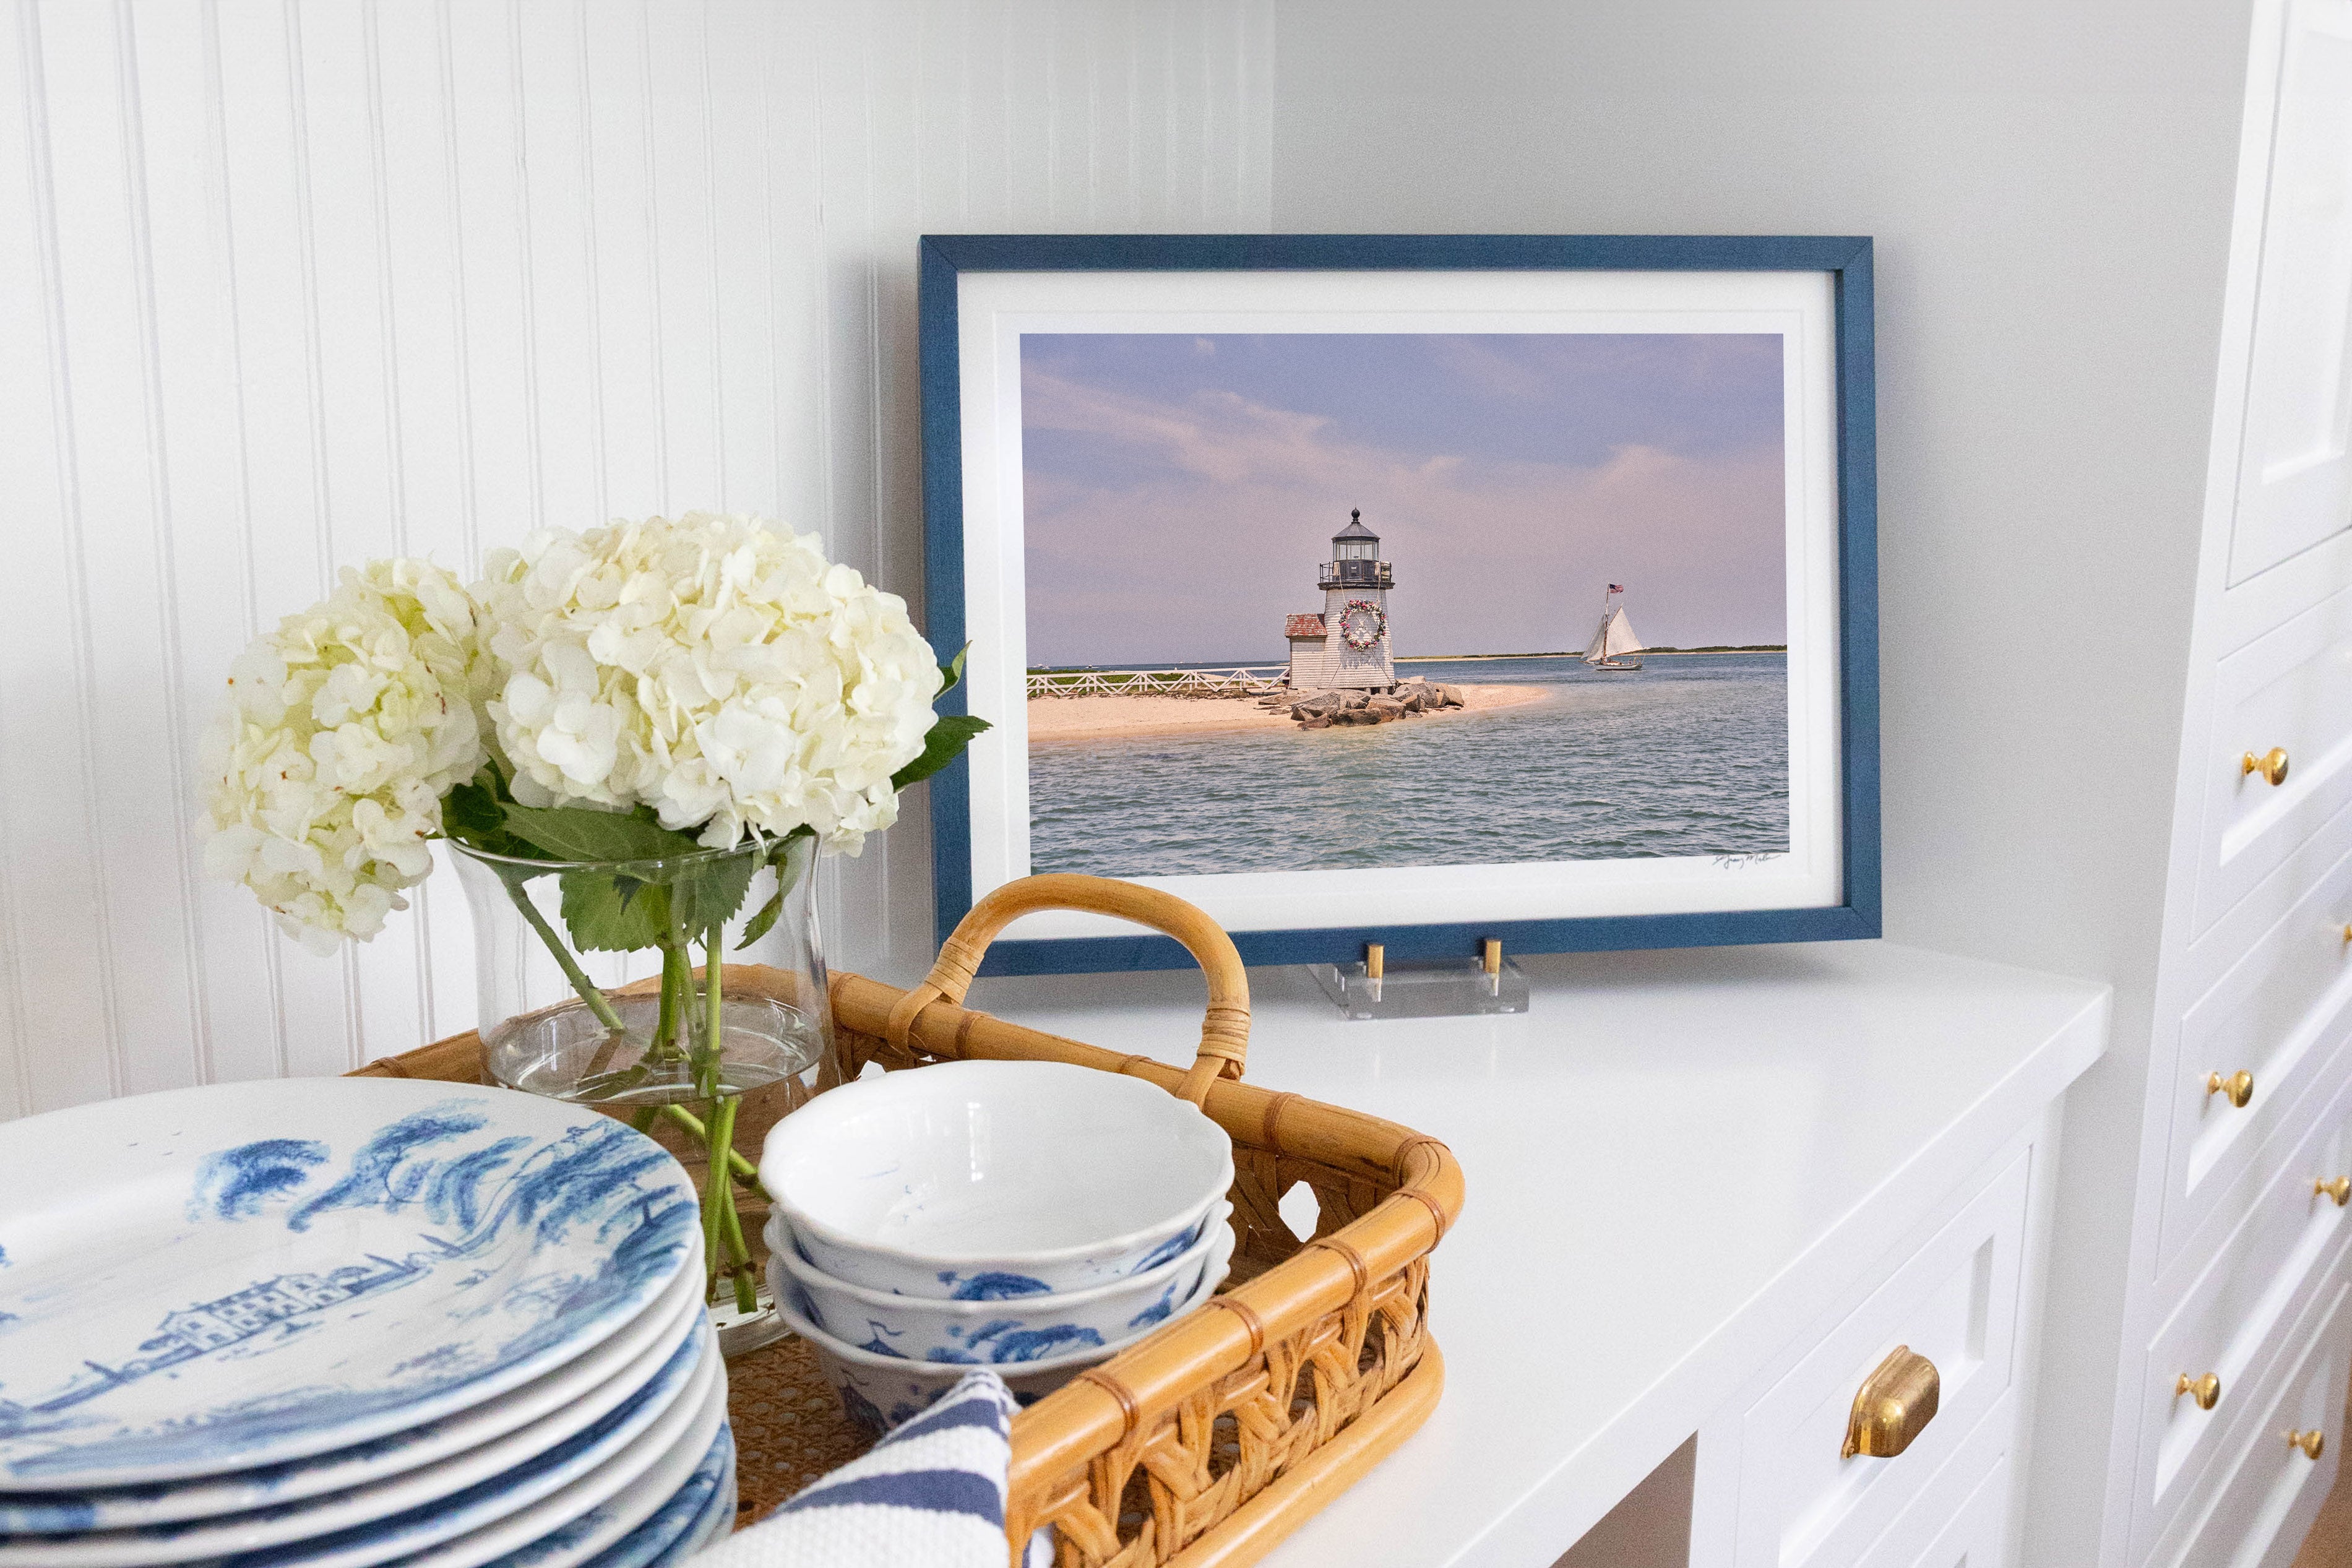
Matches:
[[691, 1370, 1046, 1568]]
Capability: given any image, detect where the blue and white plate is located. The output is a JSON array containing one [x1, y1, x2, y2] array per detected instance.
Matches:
[[0, 1322, 717, 1567], [562, 1425, 733, 1568], [0, 1264, 706, 1535], [666, 1429, 735, 1560], [410, 1368, 728, 1568], [0, 1080, 700, 1490]]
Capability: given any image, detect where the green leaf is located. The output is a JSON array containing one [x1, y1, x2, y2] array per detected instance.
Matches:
[[738, 887, 785, 948], [736, 829, 815, 949], [499, 803, 706, 864], [891, 713, 991, 791], [937, 643, 971, 697], [441, 768, 546, 862], [560, 871, 668, 952], [671, 850, 758, 936]]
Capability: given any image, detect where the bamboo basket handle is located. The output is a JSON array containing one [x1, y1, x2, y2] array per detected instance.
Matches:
[[883, 873, 1248, 1105]]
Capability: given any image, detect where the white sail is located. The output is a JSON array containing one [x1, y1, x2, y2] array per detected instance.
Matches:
[[1601, 606, 1645, 657], [1584, 604, 1645, 663]]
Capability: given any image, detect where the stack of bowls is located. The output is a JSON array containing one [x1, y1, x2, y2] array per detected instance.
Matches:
[[0, 1079, 736, 1568], [760, 1061, 1235, 1436]]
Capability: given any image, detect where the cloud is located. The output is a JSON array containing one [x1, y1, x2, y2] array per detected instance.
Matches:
[[1022, 350, 1788, 666]]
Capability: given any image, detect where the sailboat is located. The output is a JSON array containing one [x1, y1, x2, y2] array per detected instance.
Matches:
[[1582, 584, 1646, 671]]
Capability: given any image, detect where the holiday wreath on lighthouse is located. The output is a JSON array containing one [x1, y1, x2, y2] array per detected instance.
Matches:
[[1339, 599, 1387, 650]]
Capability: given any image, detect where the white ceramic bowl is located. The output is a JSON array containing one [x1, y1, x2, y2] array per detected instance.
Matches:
[[759, 1059, 1234, 1298], [769, 1238, 1227, 1439], [766, 1203, 1233, 1363]]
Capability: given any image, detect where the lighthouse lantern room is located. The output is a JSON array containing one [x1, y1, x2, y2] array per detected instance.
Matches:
[[1285, 509, 1397, 691]]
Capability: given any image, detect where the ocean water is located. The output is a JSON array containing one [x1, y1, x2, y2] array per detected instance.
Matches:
[[1027, 653, 1790, 877]]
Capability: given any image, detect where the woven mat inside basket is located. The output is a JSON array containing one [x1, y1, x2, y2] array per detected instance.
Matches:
[[723, 1332, 872, 1531]]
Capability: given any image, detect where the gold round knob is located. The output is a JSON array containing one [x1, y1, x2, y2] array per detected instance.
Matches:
[[2244, 747, 2291, 786], [2293, 1428, 2326, 1459], [2207, 1070, 2255, 1108], [2319, 1177, 2351, 1207], [2178, 1372, 2222, 1410]]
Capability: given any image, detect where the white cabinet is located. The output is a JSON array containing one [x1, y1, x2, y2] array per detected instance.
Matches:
[[1723, 1153, 2031, 1568], [1684, 1119, 2063, 1568], [2133, 1062, 2352, 1549], [2056, 0, 2352, 1562], [2152, 1283, 2348, 1568], [2225, 0, 2352, 589]]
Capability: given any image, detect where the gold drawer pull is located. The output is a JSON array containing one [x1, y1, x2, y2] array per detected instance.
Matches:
[[2319, 1176, 2351, 1207], [1843, 1345, 1939, 1458], [2178, 1372, 2222, 1410], [2244, 747, 2291, 786], [2292, 1428, 2327, 1459], [2207, 1070, 2255, 1108]]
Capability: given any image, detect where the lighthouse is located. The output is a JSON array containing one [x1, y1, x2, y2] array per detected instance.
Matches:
[[1284, 510, 1397, 691]]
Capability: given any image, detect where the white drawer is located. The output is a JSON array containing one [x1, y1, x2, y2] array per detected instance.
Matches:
[[1854, 1384, 2011, 1567], [1892, 1464, 2009, 1568], [1882, 1418, 2010, 1568], [2160, 843, 2352, 1275], [1731, 1150, 2030, 1568], [2155, 1282, 2348, 1568], [2134, 1077, 2351, 1545], [2194, 581, 2352, 937]]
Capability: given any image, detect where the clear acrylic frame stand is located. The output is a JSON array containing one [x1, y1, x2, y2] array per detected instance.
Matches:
[[1309, 942, 1530, 1021]]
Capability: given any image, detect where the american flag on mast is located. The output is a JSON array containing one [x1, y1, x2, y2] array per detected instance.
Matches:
[[1606, 583, 1625, 593]]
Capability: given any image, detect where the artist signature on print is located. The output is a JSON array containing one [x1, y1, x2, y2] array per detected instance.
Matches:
[[1713, 851, 1787, 870]]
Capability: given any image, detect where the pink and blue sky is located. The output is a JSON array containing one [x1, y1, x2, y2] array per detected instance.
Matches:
[[1019, 331, 1789, 668]]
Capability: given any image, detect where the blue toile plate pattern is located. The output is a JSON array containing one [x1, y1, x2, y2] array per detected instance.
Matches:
[[0, 1322, 717, 1567], [0, 1268, 706, 1536], [0, 1080, 700, 1491]]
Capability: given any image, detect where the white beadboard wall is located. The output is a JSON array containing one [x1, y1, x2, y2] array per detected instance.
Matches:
[[0, 0, 1273, 1121]]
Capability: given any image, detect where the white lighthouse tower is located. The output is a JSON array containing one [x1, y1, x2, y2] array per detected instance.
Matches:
[[1284, 510, 1397, 691]]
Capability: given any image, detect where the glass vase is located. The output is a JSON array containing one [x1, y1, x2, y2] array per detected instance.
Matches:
[[450, 833, 829, 1357]]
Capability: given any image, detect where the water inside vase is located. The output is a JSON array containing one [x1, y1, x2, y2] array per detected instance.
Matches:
[[484, 992, 824, 1106]]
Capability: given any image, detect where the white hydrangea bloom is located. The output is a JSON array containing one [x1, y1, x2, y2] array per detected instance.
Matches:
[[476, 512, 942, 853], [198, 559, 493, 953]]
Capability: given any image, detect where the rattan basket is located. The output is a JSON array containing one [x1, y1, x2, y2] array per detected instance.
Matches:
[[356, 873, 1462, 1568]]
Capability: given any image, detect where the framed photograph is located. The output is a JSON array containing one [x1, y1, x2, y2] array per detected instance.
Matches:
[[919, 235, 1877, 975]]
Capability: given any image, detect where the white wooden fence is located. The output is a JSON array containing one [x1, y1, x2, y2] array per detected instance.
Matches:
[[1027, 667, 1288, 698]]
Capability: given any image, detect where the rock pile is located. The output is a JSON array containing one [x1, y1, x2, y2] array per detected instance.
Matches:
[[1264, 678, 1467, 730]]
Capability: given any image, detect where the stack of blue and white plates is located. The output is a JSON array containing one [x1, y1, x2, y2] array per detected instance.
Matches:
[[0, 1079, 734, 1568]]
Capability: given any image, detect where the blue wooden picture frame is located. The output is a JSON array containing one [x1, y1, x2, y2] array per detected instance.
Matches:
[[918, 233, 1879, 976]]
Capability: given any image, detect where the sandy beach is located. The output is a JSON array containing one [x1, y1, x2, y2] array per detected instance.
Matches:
[[1027, 683, 1549, 742]]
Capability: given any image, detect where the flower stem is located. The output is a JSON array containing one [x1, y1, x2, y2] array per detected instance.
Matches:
[[498, 872, 626, 1033], [699, 1094, 741, 1295], [654, 936, 687, 1063], [656, 1103, 760, 1187], [722, 1207, 757, 1314], [704, 926, 724, 1079]]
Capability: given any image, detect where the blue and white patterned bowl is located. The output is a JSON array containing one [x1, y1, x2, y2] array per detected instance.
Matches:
[[770, 1275, 1200, 1441], [759, 1061, 1233, 1299], [765, 1203, 1232, 1364]]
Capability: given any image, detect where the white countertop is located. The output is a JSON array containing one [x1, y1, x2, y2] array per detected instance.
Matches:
[[967, 939, 2107, 1567]]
